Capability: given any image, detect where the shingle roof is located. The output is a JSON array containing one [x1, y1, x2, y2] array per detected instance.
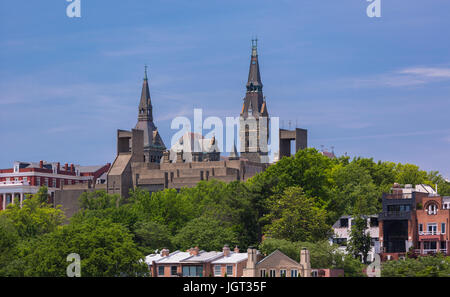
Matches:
[[211, 252, 248, 264]]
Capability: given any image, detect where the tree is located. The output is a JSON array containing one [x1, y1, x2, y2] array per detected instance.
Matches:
[[0, 216, 20, 276], [381, 254, 450, 277], [133, 221, 173, 255], [263, 186, 331, 242], [34, 186, 49, 204], [248, 148, 334, 207], [172, 217, 238, 251], [0, 194, 65, 239], [328, 162, 381, 222], [395, 163, 427, 185], [18, 218, 148, 277], [346, 216, 372, 264], [78, 190, 121, 210]]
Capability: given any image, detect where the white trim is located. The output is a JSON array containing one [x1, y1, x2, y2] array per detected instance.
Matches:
[[0, 172, 91, 180]]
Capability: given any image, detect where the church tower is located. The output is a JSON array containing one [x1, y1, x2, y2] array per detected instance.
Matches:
[[135, 66, 166, 163], [239, 39, 269, 163]]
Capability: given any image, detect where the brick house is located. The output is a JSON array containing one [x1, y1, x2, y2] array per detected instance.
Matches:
[[379, 183, 450, 261], [146, 246, 247, 277], [0, 160, 110, 210]]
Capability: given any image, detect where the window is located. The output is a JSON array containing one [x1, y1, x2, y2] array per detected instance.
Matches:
[[419, 224, 423, 234], [269, 269, 276, 277], [441, 223, 446, 234], [340, 218, 348, 228], [333, 238, 347, 246], [290, 269, 298, 277], [44, 178, 49, 186], [427, 223, 437, 235], [427, 204, 437, 215], [260, 269, 266, 277], [23, 177, 27, 182], [52, 178, 56, 188], [182, 266, 203, 277], [36, 177, 40, 186], [158, 266, 165, 276], [370, 217, 378, 227], [311, 270, 318, 277], [171, 266, 178, 276], [214, 265, 221, 276], [226, 265, 233, 276], [280, 269, 287, 277]]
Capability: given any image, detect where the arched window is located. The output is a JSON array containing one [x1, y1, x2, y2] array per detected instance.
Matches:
[[427, 203, 437, 215]]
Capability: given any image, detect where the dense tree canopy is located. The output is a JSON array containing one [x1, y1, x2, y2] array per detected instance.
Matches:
[[1, 148, 448, 276]]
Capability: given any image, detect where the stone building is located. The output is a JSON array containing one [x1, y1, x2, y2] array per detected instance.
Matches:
[[239, 39, 270, 164], [242, 247, 311, 277]]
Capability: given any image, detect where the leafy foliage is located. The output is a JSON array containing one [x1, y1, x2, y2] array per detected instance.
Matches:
[[381, 254, 450, 277], [263, 186, 331, 242]]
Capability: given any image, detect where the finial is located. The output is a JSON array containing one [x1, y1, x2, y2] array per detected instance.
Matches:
[[144, 64, 148, 80], [251, 37, 258, 56], [252, 37, 258, 49]]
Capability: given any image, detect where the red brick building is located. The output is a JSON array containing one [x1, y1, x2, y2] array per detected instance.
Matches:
[[0, 160, 110, 210], [379, 183, 450, 261]]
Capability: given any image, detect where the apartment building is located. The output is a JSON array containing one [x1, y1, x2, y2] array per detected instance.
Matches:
[[379, 183, 450, 260], [331, 215, 380, 262]]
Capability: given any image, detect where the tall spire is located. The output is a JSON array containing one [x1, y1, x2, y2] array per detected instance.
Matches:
[[246, 38, 263, 93], [138, 65, 153, 122], [241, 38, 265, 118]]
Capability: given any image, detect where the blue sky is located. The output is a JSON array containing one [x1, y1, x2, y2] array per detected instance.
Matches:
[[0, 0, 449, 177]]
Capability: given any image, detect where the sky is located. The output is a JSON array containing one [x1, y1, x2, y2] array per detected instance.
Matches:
[[0, 0, 449, 178]]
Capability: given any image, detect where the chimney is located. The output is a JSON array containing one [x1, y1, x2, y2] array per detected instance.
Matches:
[[189, 247, 199, 256], [246, 246, 257, 269], [299, 248, 311, 277], [64, 163, 69, 171], [234, 246, 240, 253], [223, 245, 231, 257], [39, 160, 43, 168], [160, 248, 170, 257]]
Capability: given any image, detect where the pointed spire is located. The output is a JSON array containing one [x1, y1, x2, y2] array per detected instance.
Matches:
[[247, 38, 263, 93], [138, 65, 153, 122]]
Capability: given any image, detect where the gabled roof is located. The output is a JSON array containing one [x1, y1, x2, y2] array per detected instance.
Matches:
[[256, 249, 300, 266]]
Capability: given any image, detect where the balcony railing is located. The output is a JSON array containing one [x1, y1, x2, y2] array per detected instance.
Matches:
[[379, 211, 411, 220], [413, 249, 447, 255], [419, 231, 440, 236]]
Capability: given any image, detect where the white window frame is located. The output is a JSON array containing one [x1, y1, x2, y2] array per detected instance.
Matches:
[[290, 269, 298, 277], [214, 265, 222, 276], [226, 265, 233, 276], [427, 223, 437, 235], [280, 269, 287, 277], [269, 269, 276, 277], [441, 223, 446, 234]]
